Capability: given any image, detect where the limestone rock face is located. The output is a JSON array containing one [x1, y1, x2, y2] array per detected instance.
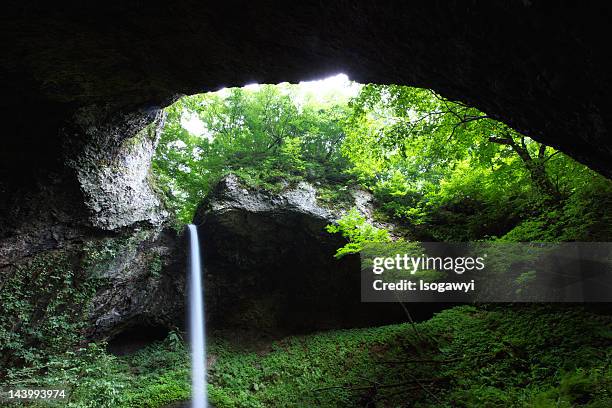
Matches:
[[0, 105, 178, 346], [193, 175, 405, 331], [67, 108, 169, 230], [87, 227, 185, 339], [201, 174, 338, 223], [198, 174, 387, 230]]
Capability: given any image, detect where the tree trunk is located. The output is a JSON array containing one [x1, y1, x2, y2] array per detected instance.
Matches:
[[524, 160, 558, 198], [489, 134, 559, 199]]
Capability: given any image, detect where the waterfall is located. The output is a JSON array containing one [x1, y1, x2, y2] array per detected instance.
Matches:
[[188, 224, 207, 408]]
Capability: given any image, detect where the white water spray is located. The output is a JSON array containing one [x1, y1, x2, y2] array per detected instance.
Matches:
[[188, 224, 207, 408]]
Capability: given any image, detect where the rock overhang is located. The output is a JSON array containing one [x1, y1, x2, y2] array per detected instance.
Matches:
[[193, 175, 407, 331]]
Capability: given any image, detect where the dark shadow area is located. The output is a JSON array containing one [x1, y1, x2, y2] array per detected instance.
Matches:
[[197, 204, 448, 332], [107, 324, 169, 356]]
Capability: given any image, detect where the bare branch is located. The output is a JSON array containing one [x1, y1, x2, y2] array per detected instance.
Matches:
[[488, 136, 514, 146], [542, 150, 561, 163], [537, 144, 547, 159]]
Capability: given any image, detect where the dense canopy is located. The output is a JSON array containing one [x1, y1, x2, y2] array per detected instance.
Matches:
[[153, 78, 612, 242]]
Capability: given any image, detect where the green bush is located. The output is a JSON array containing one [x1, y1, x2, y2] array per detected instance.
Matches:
[[0, 250, 101, 370]]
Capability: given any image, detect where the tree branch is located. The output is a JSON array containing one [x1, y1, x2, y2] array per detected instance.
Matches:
[[488, 136, 514, 146], [537, 143, 547, 159], [542, 150, 561, 163]]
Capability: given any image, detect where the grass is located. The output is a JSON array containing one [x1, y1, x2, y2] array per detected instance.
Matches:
[[3, 305, 611, 407]]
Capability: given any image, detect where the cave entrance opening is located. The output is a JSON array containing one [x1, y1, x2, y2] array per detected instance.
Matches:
[[107, 324, 170, 356], [148, 72, 611, 333], [152, 72, 603, 242]]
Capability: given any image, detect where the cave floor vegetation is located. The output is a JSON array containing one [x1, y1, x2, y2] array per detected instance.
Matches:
[[3, 305, 610, 408]]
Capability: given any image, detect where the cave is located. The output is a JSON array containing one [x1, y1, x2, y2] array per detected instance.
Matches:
[[2, 3, 612, 407], [3, 2, 611, 332], [3, 2, 612, 205], [107, 324, 170, 356], [3, 2, 611, 248], [200, 206, 371, 331], [193, 174, 431, 332]]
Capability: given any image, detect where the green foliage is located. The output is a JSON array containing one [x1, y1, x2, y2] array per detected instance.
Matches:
[[10, 306, 607, 407], [343, 84, 612, 242], [501, 175, 612, 242], [153, 80, 611, 241], [153, 84, 354, 223], [0, 249, 102, 371], [325, 208, 390, 257], [3, 334, 190, 408], [82, 230, 151, 276], [148, 252, 163, 279], [166, 329, 183, 351], [0, 231, 158, 378], [439, 305, 610, 406], [529, 367, 612, 408], [315, 184, 354, 208]]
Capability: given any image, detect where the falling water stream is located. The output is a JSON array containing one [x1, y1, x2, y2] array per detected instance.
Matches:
[[188, 224, 207, 408]]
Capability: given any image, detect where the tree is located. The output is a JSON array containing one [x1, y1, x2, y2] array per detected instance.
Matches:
[[153, 84, 352, 223], [487, 131, 560, 199], [346, 84, 560, 200]]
